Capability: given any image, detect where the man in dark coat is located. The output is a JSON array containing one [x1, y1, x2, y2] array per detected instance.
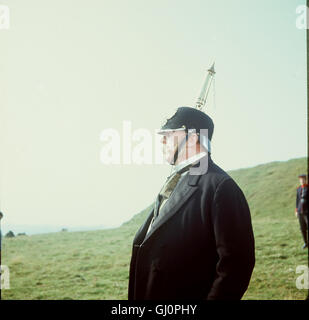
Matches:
[[128, 106, 255, 300], [295, 174, 308, 249]]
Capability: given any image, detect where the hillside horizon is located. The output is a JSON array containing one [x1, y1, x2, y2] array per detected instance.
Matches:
[[1, 156, 307, 236], [2, 155, 308, 300]]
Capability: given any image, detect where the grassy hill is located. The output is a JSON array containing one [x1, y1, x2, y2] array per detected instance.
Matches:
[[1, 157, 308, 300]]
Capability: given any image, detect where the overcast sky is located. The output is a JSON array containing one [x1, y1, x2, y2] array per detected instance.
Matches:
[[0, 0, 307, 231]]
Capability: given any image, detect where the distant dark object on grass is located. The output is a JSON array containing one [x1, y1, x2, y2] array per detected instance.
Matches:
[[61, 228, 68, 232], [17, 232, 27, 236], [5, 231, 15, 238]]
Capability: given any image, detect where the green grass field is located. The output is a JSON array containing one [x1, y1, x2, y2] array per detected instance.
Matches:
[[1, 157, 308, 300]]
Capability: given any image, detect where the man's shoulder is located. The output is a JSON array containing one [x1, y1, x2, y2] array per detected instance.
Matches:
[[197, 158, 233, 188]]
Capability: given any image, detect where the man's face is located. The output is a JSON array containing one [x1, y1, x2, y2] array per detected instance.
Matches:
[[160, 130, 186, 164], [299, 177, 306, 185]]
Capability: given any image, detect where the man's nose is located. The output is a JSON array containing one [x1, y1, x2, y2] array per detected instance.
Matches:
[[161, 136, 167, 144]]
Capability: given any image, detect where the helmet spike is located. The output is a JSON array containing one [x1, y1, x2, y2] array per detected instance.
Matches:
[[195, 62, 216, 111]]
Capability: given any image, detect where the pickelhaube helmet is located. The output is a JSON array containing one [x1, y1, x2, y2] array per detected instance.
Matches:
[[158, 64, 216, 163], [158, 106, 214, 140], [158, 106, 214, 154]]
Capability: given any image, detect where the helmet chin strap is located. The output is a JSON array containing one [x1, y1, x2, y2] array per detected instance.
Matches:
[[172, 133, 189, 165]]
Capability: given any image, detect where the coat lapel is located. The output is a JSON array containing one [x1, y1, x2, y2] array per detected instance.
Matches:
[[142, 173, 199, 244], [133, 207, 154, 245]]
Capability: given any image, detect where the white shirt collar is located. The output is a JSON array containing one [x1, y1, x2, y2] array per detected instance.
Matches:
[[172, 151, 207, 175]]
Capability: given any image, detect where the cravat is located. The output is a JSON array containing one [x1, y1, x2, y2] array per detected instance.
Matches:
[[146, 153, 207, 235], [152, 163, 192, 222]]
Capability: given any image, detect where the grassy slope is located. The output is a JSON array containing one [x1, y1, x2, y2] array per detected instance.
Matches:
[[1, 158, 308, 300]]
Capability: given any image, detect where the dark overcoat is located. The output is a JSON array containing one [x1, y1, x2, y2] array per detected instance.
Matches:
[[128, 155, 255, 300], [296, 184, 308, 213]]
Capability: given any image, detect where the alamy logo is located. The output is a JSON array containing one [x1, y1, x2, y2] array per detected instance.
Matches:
[[296, 5, 308, 29], [295, 265, 309, 289], [0, 265, 10, 289], [0, 5, 10, 30], [99, 121, 209, 175]]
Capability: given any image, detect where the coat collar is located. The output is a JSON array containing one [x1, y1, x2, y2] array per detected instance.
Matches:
[[140, 166, 204, 245], [133, 154, 211, 246], [132, 172, 201, 246], [148, 177, 197, 240]]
